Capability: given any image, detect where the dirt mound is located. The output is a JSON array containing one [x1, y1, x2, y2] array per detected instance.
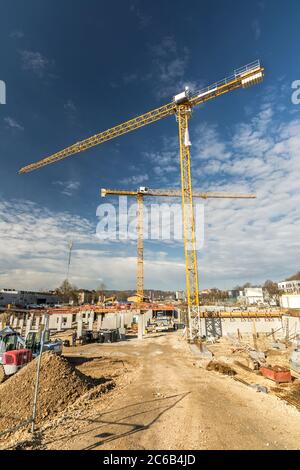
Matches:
[[206, 360, 237, 376], [0, 351, 110, 435]]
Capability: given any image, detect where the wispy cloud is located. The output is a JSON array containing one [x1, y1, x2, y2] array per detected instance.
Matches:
[[129, 1, 152, 29], [120, 174, 149, 186], [10, 30, 24, 39], [252, 19, 261, 40], [148, 36, 197, 99], [143, 136, 179, 182], [20, 50, 53, 77], [123, 73, 138, 84], [53, 180, 80, 196], [64, 100, 76, 113], [63, 99, 78, 123], [4, 117, 24, 131]]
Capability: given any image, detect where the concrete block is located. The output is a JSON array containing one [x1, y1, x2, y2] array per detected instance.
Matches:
[[77, 319, 83, 339], [25, 318, 33, 337], [97, 315, 102, 331], [57, 315, 63, 332], [19, 319, 24, 333], [35, 316, 40, 329], [138, 315, 144, 340], [88, 315, 94, 331]]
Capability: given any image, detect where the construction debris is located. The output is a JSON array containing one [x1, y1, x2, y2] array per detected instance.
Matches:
[[260, 365, 292, 383], [250, 384, 268, 393]]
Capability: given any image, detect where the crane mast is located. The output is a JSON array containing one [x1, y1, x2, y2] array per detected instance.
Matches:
[[136, 193, 144, 299], [177, 105, 199, 311]]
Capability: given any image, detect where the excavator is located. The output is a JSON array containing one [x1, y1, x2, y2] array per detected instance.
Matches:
[[0, 327, 30, 383], [0, 326, 62, 383], [103, 296, 117, 306]]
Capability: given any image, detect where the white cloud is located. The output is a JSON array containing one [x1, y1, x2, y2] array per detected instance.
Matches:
[[142, 136, 180, 183], [0, 199, 186, 291], [123, 73, 138, 84], [120, 174, 149, 186], [129, 1, 152, 29], [63, 99, 78, 123], [188, 101, 300, 286], [4, 117, 24, 131], [193, 123, 232, 161], [53, 180, 80, 196], [20, 50, 52, 77], [148, 36, 197, 99], [64, 100, 76, 113]]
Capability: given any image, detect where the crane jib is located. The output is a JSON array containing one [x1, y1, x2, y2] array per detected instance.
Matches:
[[18, 62, 263, 174]]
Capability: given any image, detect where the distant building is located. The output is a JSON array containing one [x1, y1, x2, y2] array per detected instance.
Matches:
[[200, 289, 211, 296], [278, 280, 300, 294], [239, 287, 264, 305], [78, 291, 86, 305], [77, 290, 95, 305], [0, 289, 60, 307], [175, 290, 185, 301], [280, 294, 300, 309]]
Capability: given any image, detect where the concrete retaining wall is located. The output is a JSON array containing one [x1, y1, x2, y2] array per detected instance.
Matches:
[[283, 315, 300, 337], [49, 313, 73, 330], [200, 316, 283, 337]]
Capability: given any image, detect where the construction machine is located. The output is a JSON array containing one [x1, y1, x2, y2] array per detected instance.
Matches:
[[0, 327, 31, 383], [0, 326, 62, 383], [103, 296, 117, 305], [25, 329, 63, 356]]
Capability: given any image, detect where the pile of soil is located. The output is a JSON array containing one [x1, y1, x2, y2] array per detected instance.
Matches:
[[206, 360, 237, 376], [0, 351, 111, 435]]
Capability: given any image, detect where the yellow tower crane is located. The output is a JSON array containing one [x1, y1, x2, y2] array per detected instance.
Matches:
[[19, 60, 264, 322], [101, 187, 256, 303]]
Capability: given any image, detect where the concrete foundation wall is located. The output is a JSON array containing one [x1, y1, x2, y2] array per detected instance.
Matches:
[[201, 317, 283, 337], [124, 312, 134, 326], [76, 311, 94, 324], [96, 310, 137, 330], [281, 295, 300, 309], [200, 305, 280, 313], [49, 313, 73, 330], [284, 315, 300, 337], [101, 313, 120, 329]]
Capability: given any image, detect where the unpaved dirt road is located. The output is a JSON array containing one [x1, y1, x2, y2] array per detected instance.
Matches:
[[46, 332, 300, 450]]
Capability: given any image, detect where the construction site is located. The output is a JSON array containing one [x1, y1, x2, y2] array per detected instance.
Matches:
[[1, 56, 300, 451], [1, 1, 300, 455]]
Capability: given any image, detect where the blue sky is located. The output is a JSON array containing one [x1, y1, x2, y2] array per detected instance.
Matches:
[[0, 0, 300, 291]]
